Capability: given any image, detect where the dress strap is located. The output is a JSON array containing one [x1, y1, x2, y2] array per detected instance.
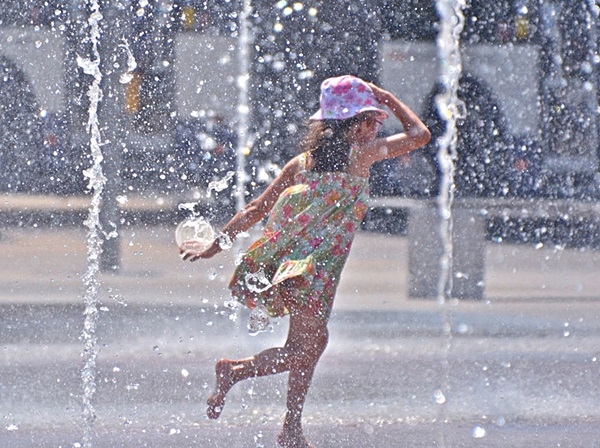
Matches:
[[349, 144, 359, 164], [299, 152, 308, 172]]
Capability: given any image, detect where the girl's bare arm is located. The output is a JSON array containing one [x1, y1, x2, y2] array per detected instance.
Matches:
[[181, 155, 300, 260], [360, 84, 431, 167], [220, 157, 299, 239]]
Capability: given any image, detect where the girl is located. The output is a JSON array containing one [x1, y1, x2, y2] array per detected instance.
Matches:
[[181, 75, 431, 448]]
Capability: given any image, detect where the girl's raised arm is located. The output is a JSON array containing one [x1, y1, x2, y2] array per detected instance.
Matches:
[[362, 84, 431, 165]]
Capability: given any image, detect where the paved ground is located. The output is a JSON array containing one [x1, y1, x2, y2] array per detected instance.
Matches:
[[2, 197, 600, 447]]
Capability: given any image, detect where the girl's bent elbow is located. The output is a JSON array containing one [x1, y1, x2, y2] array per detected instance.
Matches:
[[423, 129, 432, 145], [415, 128, 431, 147]]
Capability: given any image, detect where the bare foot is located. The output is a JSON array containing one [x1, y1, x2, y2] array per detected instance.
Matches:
[[206, 359, 234, 419], [277, 428, 314, 448]]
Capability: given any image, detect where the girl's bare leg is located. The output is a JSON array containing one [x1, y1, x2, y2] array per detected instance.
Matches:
[[277, 305, 328, 448], [206, 359, 235, 419], [207, 286, 329, 448], [207, 347, 291, 419]]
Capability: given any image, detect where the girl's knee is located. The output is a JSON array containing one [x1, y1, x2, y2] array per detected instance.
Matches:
[[287, 330, 328, 366], [313, 326, 329, 353]]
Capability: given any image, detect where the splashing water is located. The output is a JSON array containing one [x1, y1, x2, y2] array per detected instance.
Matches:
[[248, 305, 273, 335], [78, 2, 104, 446], [175, 217, 215, 249], [177, 201, 200, 216], [434, 1, 466, 446], [216, 231, 234, 251], [435, 0, 467, 303], [244, 269, 273, 294], [207, 170, 236, 197], [243, 270, 274, 335], [118, 38, 137, 84]]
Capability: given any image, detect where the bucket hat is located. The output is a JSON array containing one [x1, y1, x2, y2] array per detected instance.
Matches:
[[309, 75, 389, 121]]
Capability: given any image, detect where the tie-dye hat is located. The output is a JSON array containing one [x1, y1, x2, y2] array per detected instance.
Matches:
[[309, 75, 389, 121]]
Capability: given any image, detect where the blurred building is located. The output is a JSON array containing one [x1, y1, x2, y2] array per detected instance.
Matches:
[[0, 0, 598, 200]]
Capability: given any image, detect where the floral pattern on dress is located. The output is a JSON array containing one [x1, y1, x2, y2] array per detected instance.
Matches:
[[229, 151, 369, 320]]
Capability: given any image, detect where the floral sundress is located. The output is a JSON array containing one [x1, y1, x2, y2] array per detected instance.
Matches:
[[229, 149, 369, 320]]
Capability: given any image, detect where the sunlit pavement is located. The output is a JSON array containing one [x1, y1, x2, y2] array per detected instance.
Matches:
[[2, 224, 600, 447]]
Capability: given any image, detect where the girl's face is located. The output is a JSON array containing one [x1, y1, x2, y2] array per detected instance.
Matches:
[[352, 113, 382, 144]]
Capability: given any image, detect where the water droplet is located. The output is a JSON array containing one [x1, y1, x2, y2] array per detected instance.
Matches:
[[472, 425, 486, 438], [119, 73, 134, 84], [245, 270, 272, 293], [248, 305, 273, 335], [433, 389, 446, 404], [456, 323, 470, 334], [181, 369, 189, 378], [253, 431, 265, 447], [217, 233, 233, 250], [112, 294, 128, 306]]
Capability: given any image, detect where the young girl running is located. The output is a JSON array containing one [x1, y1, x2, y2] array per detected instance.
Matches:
[[181, 75, 431, 448]]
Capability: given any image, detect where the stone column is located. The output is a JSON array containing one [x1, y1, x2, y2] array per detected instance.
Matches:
[[408, 202, 486, 300]]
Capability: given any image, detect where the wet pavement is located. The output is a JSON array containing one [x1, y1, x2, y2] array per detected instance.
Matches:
[[2, 219, 600, 447]]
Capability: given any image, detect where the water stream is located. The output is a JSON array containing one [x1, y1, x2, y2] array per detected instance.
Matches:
[[435, 0, 467, 302], [234, 0, 252, 214], [434, 0, 467, 445], [77, 1, 105, 446]]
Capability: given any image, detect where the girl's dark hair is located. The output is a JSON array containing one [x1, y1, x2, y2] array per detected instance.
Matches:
[[300, 114, 366, 172]]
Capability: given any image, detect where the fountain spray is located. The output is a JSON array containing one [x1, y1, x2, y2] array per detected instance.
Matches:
[[235, 0, 252, 213], [435, 0, 467, 303], [434, 1, 466, 446], [77, 1, 104, 446]]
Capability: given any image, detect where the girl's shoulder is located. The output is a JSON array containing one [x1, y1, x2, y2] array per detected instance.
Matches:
[[275, 152, 311, 184], [348, 138, 388, 177]]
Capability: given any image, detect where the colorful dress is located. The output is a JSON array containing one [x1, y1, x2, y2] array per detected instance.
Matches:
[[229, 150, 369, 320]]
